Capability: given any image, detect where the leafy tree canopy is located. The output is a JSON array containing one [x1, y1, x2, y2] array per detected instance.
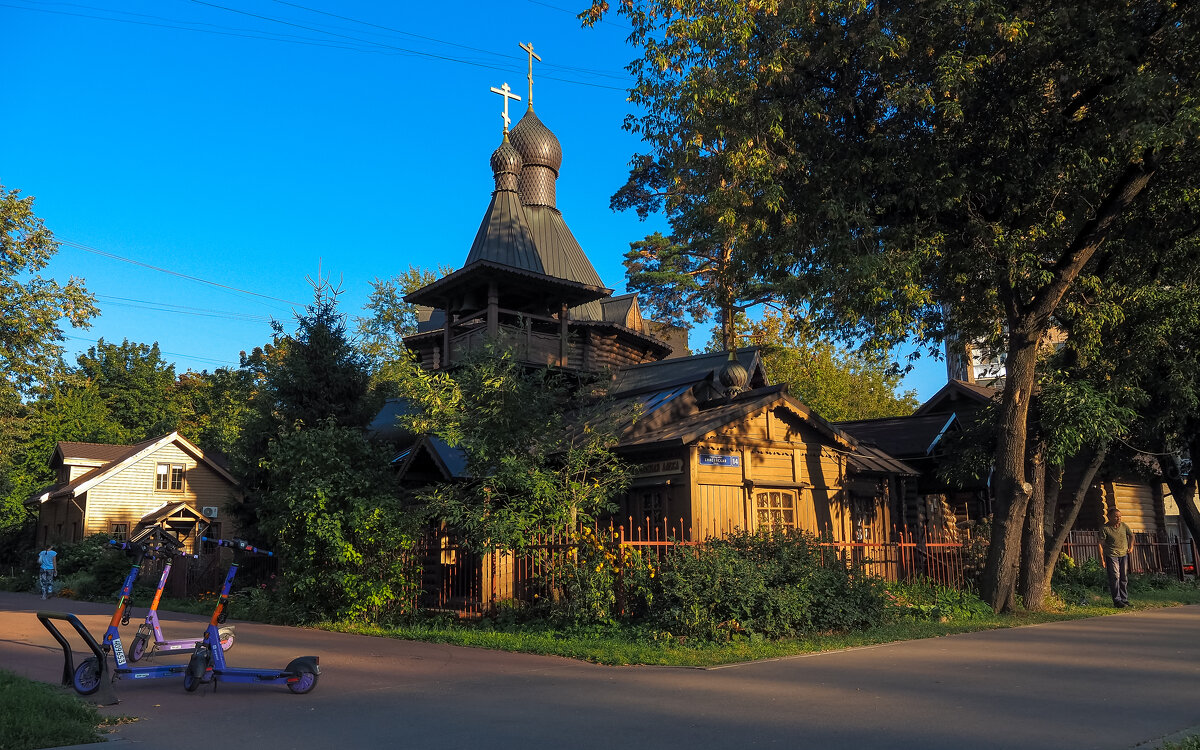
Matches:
[[587, 0, 1200, 611], [355, 265, 453, 372], [75, 338, 177, 440], [0, 185, 97, 399], [392, 342, 634, 554], [727, 309, 918, 421]]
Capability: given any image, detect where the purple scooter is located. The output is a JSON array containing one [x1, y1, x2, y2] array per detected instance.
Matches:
[[129, 548, 234, 662]]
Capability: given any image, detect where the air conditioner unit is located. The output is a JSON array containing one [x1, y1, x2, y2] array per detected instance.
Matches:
[[201, 506, 219, 519]]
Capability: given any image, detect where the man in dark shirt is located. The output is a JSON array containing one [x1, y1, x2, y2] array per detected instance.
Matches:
[[1100, 509, 1135, 608]]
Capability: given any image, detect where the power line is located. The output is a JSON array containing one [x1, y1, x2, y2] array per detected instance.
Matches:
[[0, 2, 386, 54], [5, 1, 631, 90], [64, 334, 241, 368], [94, 295, 277, 323], [187, 0, 630, 89], [269, 0, 630, 79], [58, 238, 306, 308]]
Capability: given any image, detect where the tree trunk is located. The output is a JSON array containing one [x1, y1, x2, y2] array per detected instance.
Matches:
[[1158, 441, 1200, 542], [980, 331, 1040, 612], [1042, 445, 1107, 591], [1018, 441, 1048, 611]]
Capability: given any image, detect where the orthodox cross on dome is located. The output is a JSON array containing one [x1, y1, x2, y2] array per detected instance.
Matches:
[[519, 41, 541, 107], [489, 82, 522, 133]]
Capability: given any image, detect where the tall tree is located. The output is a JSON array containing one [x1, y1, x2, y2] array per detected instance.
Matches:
[[75, 338, 177, 440], [587, 0, 1200, 610], [393, 343, 632, 555], [171, 367, 255, 459], [624, 231, 772, 349], [732, 310, 918, 421], [355, 265, 452, 377], [234, 278, 378, 540], [0, 184, 97, 400]]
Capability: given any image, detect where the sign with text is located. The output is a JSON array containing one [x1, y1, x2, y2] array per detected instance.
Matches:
[[633, 459, 683, 478], [699, 453, 741, 467]]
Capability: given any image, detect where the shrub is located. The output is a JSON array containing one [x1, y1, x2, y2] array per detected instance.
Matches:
[[649, 530, 886, 641], [543, 526, 656, 627], [55, 534, 112, 577], [884, 578, 993, 621]]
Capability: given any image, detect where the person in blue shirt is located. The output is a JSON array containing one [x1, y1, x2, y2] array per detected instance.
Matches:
[[37, 544, 57, 600]]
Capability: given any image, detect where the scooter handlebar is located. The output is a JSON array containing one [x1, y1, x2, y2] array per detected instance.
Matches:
[[201, 537, 273, 556], [107, 540, 196, 560]]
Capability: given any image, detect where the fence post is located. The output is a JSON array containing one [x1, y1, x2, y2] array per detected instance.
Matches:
[[615, 525, 626, 617]]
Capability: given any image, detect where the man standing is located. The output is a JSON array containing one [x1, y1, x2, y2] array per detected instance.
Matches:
[[1100, 509, 1135, 608], [37, 544, 57, 600]]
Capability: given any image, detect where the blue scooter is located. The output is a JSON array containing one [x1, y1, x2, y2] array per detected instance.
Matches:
[[128, 547, 235, 662], [183, 538, 319, 695], [72, 541, 195, 695]]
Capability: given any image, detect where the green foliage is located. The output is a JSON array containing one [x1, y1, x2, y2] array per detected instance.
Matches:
[[55, 533, 113, 577], [738, 309, 918, 421], [590, 0, 1200, 608], [624, 231, 773, 350], [0, 184, 97, 399], [74, 338, 178, 440], [884, 579, 993, 621], [256, 420, 421, 623], [394, 342, 634, 555], [234, 278, 381, 540], [355, 265, 452, 385], [171, 367, 254, 458], [547, 526, 657, 626], [650, 530, 886, 641]]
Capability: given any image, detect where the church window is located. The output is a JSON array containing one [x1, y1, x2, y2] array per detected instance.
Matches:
[[755, 490, 797, 530]]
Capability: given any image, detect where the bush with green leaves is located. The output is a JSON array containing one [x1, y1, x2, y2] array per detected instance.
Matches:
[[547, 526, 656, 627], [257, 421, 422, 624], [650, 530, 886, 641], [884, 578, 993, 621]]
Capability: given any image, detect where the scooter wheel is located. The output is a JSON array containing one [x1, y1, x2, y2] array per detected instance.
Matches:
[[286, 662, 319, 695], [218, 626, 235, 652], [184, 648, 210, 693], [73, 657, 102, 696], [129, 633, 148, 663]]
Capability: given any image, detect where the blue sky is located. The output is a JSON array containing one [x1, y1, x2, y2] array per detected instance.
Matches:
[[2, 0, 948, 400]]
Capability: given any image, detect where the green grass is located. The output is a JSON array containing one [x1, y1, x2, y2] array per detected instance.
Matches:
[[1160, 737, 1200, 750], [320, 582, 1200, 667], [0, 669, 120, 749]]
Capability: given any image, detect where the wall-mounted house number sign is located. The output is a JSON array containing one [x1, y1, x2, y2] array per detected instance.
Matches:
[[699, 453, 740, 467]]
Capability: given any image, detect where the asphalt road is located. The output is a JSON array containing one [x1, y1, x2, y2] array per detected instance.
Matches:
[[1, 591, 1198, 750]]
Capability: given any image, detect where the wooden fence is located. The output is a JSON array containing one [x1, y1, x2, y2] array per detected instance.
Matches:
[[1062, 530, 1198, 580], [410, 521, 974, 616]]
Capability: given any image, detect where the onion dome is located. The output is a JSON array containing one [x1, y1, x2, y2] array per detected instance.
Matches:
[[509, 107, 562, 208], [718, 352, 749, 396], [490, 134, 523, 193]]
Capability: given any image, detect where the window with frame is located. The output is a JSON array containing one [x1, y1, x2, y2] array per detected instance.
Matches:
[[111, 522, 128, 541], [640, 490, 668, 529], [155, 463, 185, 491], [755, 490, 798, 530]]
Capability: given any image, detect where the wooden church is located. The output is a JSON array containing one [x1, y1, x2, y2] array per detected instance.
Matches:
[[374, 49, 919, 604]]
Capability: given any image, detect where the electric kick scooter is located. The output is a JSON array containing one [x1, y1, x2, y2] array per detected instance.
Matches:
[[128, 546, 234, 662], [184, 537, 319, 694], [72, 541, 195, 695]]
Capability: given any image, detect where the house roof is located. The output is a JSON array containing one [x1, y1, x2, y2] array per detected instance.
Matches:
[[610, 347, 766, 398], [619, 384, 856, 450], [55, 441, 141, 465], [835, 413, 959, 458], [848, 444, 921, 476], [31, 432, 239, 504], [392, 434, 469, 480], [461, 186, 544, 275], [913, 379, 999, 416]]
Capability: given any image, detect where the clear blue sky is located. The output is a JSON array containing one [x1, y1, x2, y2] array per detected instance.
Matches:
[[2, 0, 948, 400]]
